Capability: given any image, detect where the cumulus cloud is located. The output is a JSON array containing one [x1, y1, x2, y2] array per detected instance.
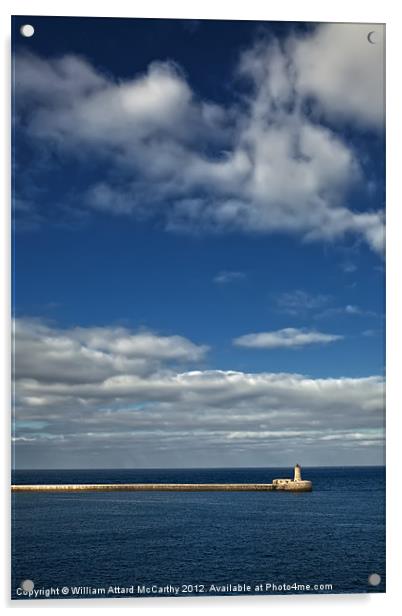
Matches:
[[233, 328, 342, 349], [14, 22, 384, 254], [292, 23, 385, 128], [13, 318, 208, 384], [12, 318, 384, 468]]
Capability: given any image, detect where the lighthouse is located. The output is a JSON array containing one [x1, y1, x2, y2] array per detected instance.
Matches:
[[271, 463, 312, 490], [294, 463, 302, 482]]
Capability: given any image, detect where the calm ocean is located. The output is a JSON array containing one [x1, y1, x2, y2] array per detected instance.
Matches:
[[11, 466, 385, 599]]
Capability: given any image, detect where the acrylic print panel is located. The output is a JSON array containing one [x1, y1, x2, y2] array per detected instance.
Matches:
[[11, 15, 385, 600]]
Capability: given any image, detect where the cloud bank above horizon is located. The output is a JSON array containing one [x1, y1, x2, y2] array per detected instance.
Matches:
[[13, 318, 385, 468]]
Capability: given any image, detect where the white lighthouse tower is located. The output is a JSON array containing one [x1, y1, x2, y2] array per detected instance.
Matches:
[[272, 463, 312, 491], [294, 463, 302, 482]]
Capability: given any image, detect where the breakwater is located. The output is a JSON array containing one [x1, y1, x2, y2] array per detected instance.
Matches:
[[12, 483, 275, 492], [11, 465, 313, 492], [11, 480, 312, 492]]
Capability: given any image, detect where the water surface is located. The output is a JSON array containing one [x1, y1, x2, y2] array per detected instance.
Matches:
[[11, 466, 385, 599]]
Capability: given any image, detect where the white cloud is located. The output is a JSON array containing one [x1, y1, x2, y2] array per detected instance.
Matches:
[[345, 304, 360, 315], [14, 24, 384, 254], [292, 23, 385, 128], [233, 327, 342, 349], [341, 262, 358, 274], [13, 318, 384, 467], [275, 290, 331, 315], [13, 318, 208, 384], [362, 329, 379, 338], [213, 270, 246, 284], [315, 304, 377, 320]]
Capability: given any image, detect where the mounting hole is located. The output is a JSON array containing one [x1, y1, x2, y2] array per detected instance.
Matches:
[[20, 24, 35, 38], [368, 573, 381, 586], [21, 579, 34, 592]]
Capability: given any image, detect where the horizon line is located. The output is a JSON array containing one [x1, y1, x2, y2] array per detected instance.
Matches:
[[12, 464, 386, 472]]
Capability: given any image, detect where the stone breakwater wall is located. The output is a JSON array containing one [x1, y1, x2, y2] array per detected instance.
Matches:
[[11, 481, 312, 493], [275, 480, 312, 492]]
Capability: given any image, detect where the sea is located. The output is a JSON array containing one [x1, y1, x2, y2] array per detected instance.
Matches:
[[11, 466, 385, 600]]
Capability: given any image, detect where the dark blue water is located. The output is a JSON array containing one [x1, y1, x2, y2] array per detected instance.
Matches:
[[11, 467, 385, 599]]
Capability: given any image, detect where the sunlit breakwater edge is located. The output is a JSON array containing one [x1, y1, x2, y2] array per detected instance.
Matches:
[[11, 464, 313, 492]]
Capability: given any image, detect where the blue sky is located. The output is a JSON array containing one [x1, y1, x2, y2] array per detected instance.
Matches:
[[12, 16, 385, 468]]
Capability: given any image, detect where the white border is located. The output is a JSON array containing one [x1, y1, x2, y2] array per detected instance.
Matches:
[[2, 1, 402, 614]]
